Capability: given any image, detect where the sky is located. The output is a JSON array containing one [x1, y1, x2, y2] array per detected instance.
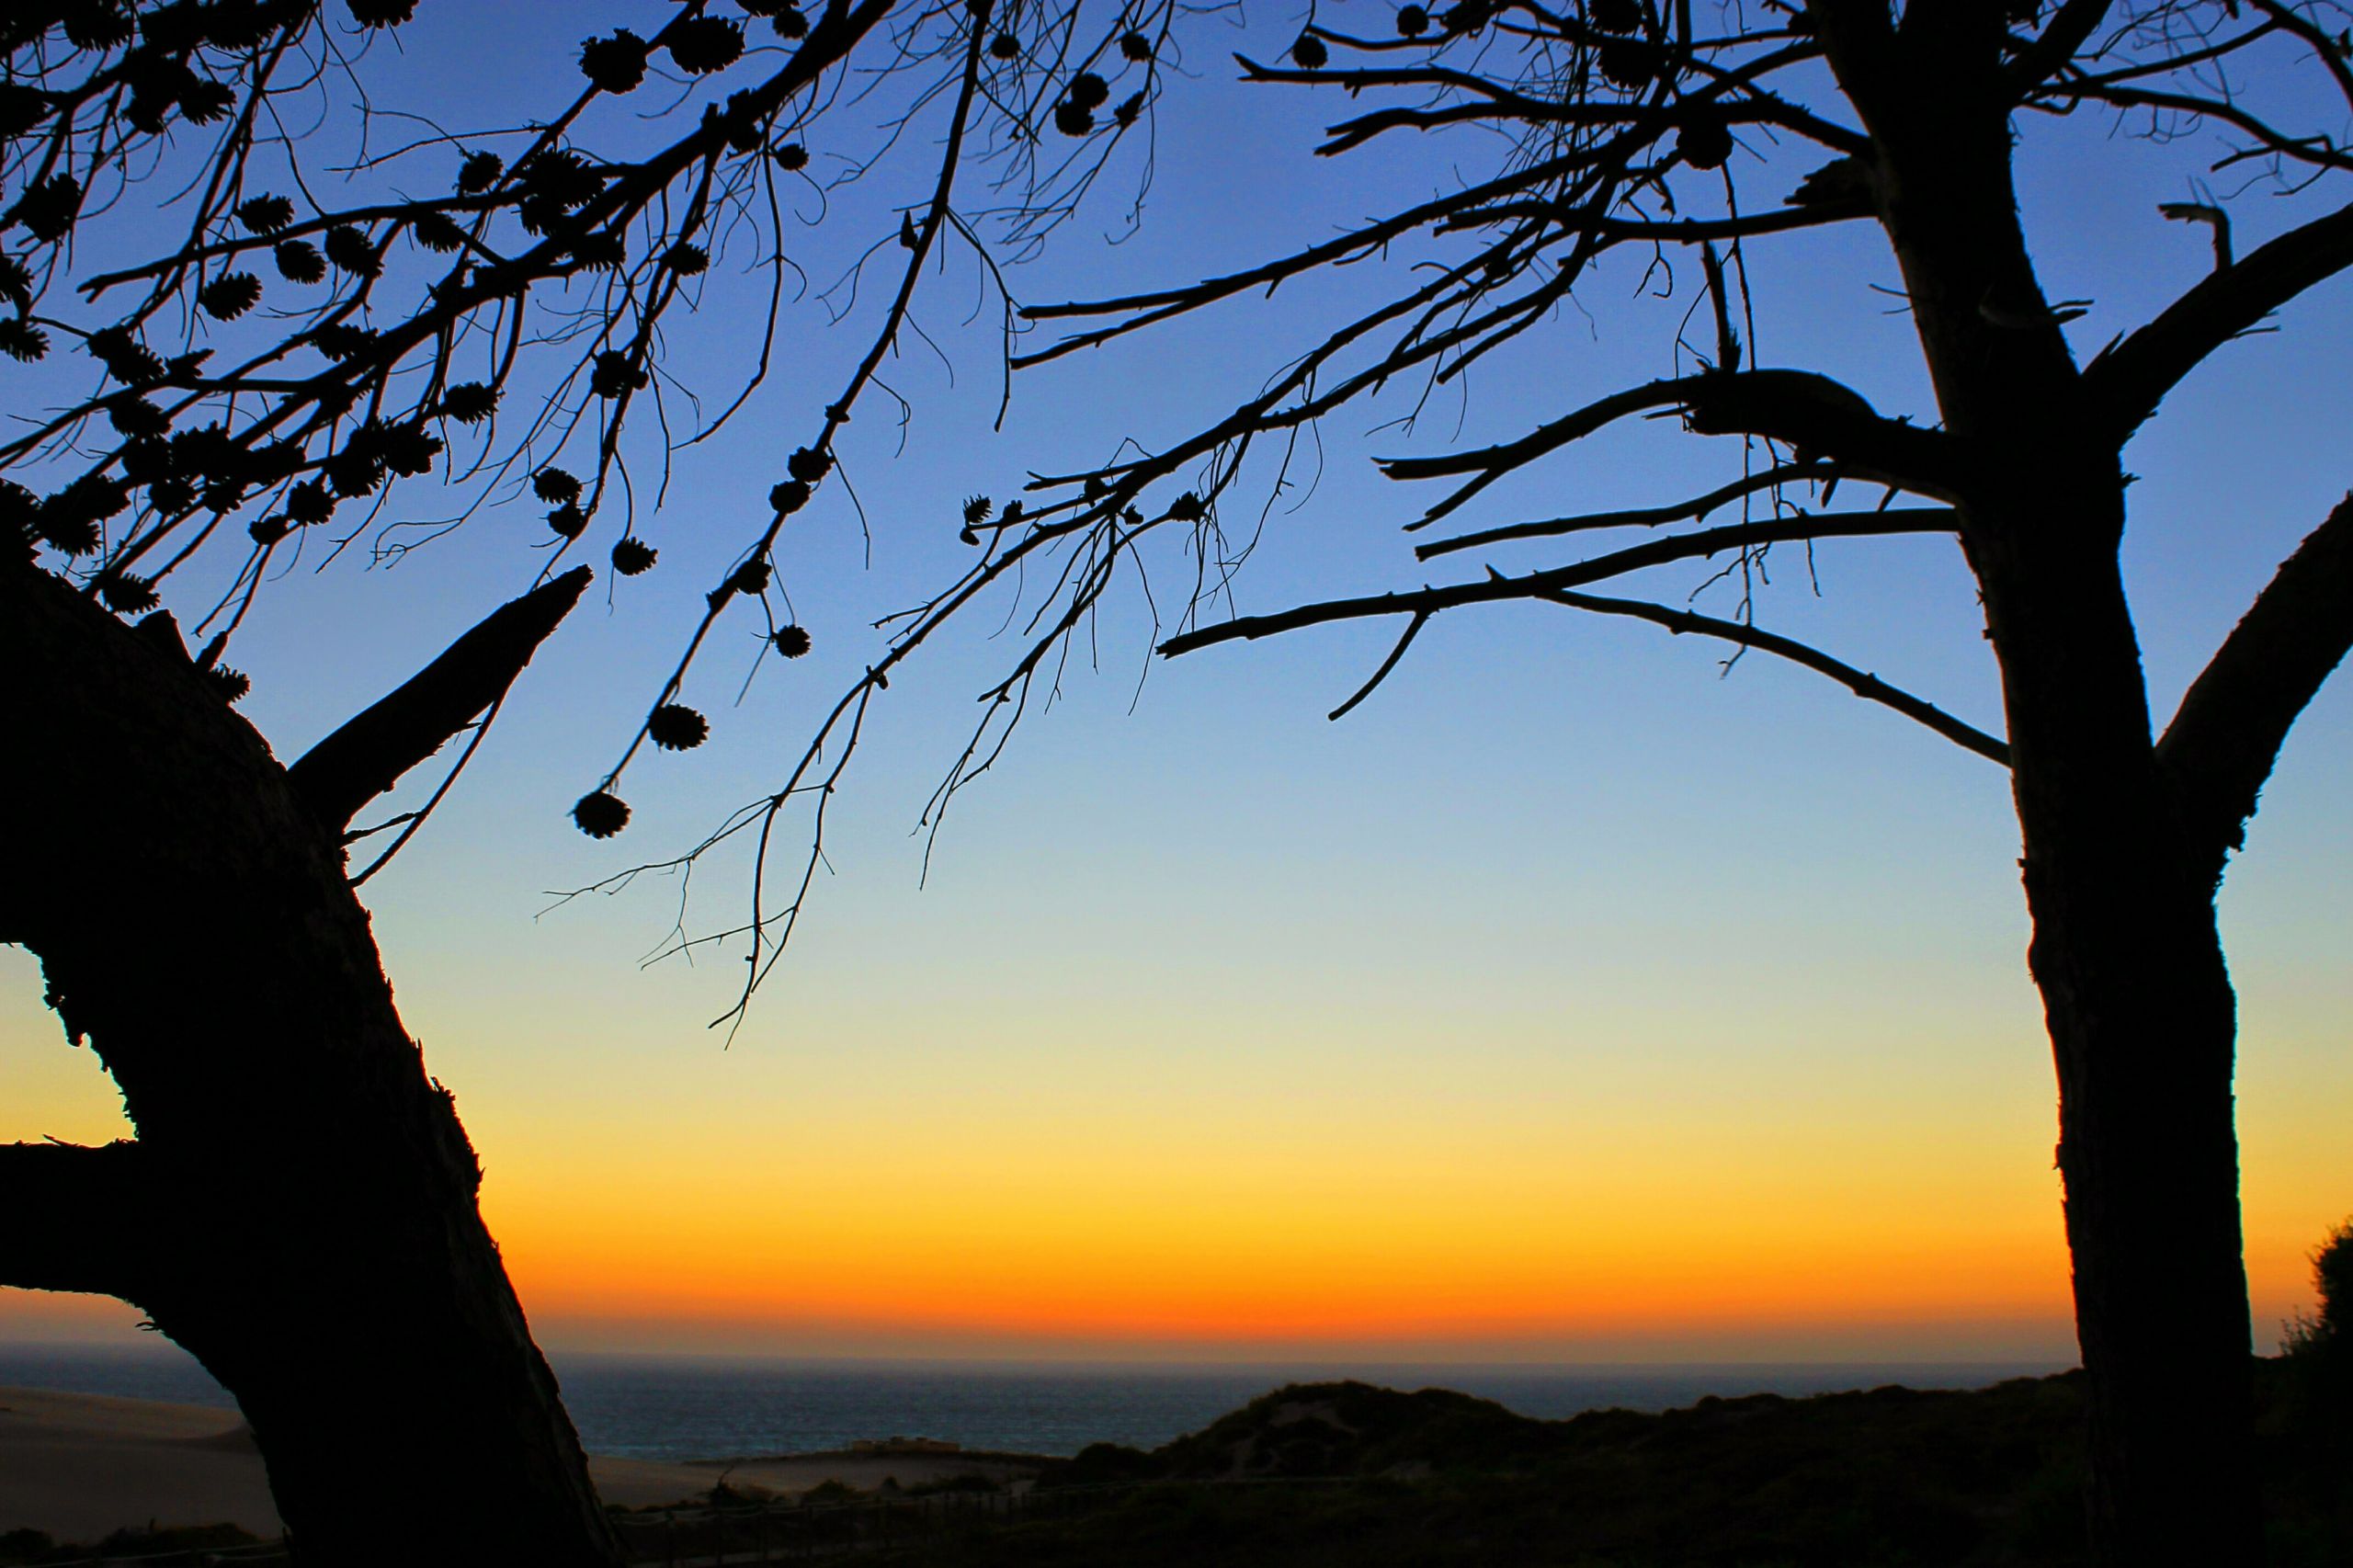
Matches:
[[4, 1, 2347, 1367]]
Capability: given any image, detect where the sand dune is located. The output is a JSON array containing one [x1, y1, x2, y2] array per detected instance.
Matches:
[[0, 1387, 1037, 1546], [0, 1386, 282, 1542]]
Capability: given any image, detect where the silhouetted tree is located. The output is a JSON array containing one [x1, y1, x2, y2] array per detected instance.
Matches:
[[0, 1, 1183, 1562], [604, 4, 2353, 1564]]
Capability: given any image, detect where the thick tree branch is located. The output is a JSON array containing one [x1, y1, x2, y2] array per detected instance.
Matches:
[[1159, 509, 1957, 655], [0, 1141, 155, 1299], [2085, 200, 2353, 440], [1682, 370, 1959, 494], [2157, 492, 2353, 879], [1539, 588, 2011, 766], [2004, 0, 2116, 95], [288, 567, 592, 834], [1381, 370, 1958, 528]]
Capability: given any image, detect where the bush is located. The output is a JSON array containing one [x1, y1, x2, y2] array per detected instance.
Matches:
[[2284, 1218, 2352, 1358], [0, 1530, 51, 1567]]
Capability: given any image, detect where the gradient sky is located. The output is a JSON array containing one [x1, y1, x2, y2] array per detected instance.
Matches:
[[4, 2, 2347, 1364]]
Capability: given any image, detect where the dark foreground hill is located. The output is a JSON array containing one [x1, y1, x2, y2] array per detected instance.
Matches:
[[877, 1358, 2351, 1568]]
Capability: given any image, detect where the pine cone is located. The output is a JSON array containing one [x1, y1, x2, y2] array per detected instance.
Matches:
[[580, 30, 650, 94], [199, 272, 264, 322], [0, 318, 47, 362], [411, 211, 469, 253], [274, 239, 326, 282], [457, 152, 504, 194], [573, 791, 630, 838], [236, 194, 296, 233], [590, 350, 646, 398], [1677, 110, 1733, 170], [666, 17, 745, 74], [648, 704, 710, 751], [347, 0, 419, 28], [439, 382, 497, 424], [322, 224, 381, 278]]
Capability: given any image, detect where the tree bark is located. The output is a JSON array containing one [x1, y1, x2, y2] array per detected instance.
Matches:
[[0, 557, 621, 1567], [1973, 505, 2264, 1568]]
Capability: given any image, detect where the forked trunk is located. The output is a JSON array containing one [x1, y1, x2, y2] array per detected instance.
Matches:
[[0, 561, 620, 1566], [1974, 503, 2263, 1567]]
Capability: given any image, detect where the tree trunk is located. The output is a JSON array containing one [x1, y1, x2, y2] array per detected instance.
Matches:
[[0, 558, 621, 1567], [1974, 506, 2264, 1568], [1821, 25, 2273, 1551]]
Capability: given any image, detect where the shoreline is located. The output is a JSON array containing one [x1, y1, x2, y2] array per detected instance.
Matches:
[[0, 1387, 1047, 1547]]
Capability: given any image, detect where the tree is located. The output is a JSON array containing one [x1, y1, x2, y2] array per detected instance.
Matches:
[[0, 0, 1185, 1561], [608, 2, 2349, 1563]]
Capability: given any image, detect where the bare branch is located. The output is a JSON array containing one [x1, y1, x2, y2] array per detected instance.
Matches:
[[1538, 588, 2011, 766], [2086, 199, 2353, 440], [1437, 200, 1872, 244], [2159, 202, 2232, 271], [1013, 145, 1603, 365], [2006, 0, 2119, 96], [1415, 463, 1840, 559], [2158, 491, 2353, 879], [1159, 509, 1958, 656], [2041, 80, 2353, 175], [288, 567, 591, 834], [1381, 369, 1956, 526], [1327, 611, 1430, 721]]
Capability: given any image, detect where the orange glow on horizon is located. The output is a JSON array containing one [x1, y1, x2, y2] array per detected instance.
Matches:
[[4, 945, 2340, 1363]]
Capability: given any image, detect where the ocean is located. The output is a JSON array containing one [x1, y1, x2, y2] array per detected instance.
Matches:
[[0, 1345, 2065, 1461]]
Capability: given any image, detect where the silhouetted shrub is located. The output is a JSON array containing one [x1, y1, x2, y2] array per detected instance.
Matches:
[[2283, 1216, 2352, 1358], [1047, 1440, 1162, 1487], [5, 1523, 262, 1565], [0, 1529, 51, 1567]]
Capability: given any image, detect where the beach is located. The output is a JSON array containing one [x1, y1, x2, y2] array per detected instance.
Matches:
[[0, 1386, 1040, 1547]]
